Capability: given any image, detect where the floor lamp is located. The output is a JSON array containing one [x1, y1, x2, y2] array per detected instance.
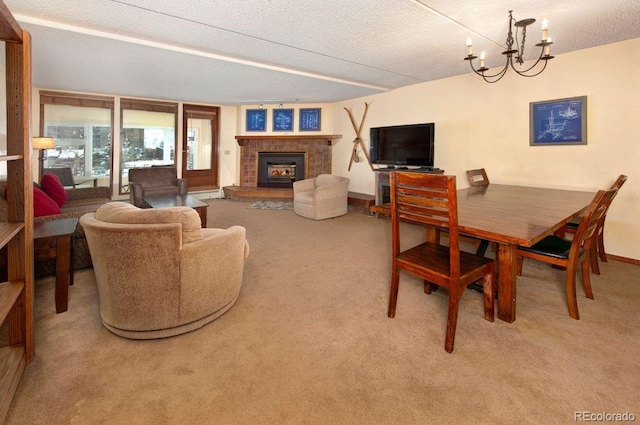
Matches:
[[32, 137, 55, 182]]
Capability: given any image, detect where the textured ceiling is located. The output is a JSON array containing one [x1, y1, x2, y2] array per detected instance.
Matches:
[[6, 0, 640, 105]]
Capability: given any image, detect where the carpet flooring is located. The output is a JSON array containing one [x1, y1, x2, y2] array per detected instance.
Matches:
[[5, 199, 640, 424]]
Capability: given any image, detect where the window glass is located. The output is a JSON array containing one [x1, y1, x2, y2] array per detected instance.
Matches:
[[186, 115, 212, 170], [120, 109, 176, 193], [43, 103, 112, 185]]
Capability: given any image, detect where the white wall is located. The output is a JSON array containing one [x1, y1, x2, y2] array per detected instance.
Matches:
[[7, 39, 638, 260], [331, 38, 640, 261]]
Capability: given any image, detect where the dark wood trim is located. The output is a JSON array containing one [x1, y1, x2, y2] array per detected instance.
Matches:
[[607, 254, 640, 266], [183, 104, 220, 189], [235, 134, 342, 146], [0, 3, 23, 43], [119, 99, 179, 195], [120, 98, 177, 113], [39, 90, 116, 191], [40, 90, 114, 108], [347, 192, 375, 210]]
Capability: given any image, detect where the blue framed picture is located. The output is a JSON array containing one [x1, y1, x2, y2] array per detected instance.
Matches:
[[299, 108, 321, 131], [273, 109, 294, 131], [530, 96, 587, 145], [246, 109, 266, 132]]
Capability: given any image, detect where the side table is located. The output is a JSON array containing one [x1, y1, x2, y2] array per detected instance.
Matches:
[[34, 217, 79, 313]]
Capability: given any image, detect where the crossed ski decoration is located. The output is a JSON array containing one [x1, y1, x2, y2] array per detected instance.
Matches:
[[343, 102, 373, 171]]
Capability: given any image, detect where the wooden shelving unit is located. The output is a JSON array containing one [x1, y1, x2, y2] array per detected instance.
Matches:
[[0, 1, 34, 423]]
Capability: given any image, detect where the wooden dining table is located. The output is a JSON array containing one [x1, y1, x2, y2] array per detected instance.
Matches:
[[371, 183, 595, 323]]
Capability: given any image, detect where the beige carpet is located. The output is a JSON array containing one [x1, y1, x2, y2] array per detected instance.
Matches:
[[6, 200, 640, 424]]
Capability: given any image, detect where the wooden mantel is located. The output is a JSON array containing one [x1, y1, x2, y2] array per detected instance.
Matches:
[[235, 134, 342, 146]]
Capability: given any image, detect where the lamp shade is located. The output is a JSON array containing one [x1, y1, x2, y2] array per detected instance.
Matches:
[[33, 137, 55, 150]]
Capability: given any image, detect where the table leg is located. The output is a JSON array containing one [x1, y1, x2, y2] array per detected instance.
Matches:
[[497, 243, 517, 323], [55, 235, 72, 313], [194, 206, 207, 228]]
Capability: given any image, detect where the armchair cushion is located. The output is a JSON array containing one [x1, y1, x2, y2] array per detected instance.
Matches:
[[34, 186, 62, 217], [95, 202, 203, 244], [40, 173, 67, 207]]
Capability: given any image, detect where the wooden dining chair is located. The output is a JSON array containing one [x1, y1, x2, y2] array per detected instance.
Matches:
[[561, 175, 627, 274], [465, 168, 491, 256], [43, 167, 76, 188], [388, 172, 495, 353], [466, 168, 490, 187], [517, 187, 618, 320]]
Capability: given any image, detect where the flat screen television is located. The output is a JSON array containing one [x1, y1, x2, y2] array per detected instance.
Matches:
[[369, 122, 435, 168]]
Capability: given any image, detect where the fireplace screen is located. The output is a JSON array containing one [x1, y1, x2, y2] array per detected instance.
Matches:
[[267, 162, 296, 183], [257, 152, 306, 188]]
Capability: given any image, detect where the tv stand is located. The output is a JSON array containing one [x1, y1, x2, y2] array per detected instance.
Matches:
[[374, 168, 444, 205]]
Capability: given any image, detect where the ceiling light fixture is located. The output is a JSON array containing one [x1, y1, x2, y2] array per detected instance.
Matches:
[[464, 10, 554, 83]]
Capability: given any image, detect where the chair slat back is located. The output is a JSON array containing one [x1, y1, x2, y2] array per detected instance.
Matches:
[[466, 168, 489, 187], [612, 175, 627, 191], [43, 167, 75, 187], [595, 174, 628, 236], [391, 172, 460, 277], [572, 188, 618, 258]]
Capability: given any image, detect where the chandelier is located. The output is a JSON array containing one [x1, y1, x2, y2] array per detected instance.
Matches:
[[464, 10, 554, 83]]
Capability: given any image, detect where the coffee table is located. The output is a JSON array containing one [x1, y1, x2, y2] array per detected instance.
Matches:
[[34, 217, 78, 313], [144, 194, 209, 228]]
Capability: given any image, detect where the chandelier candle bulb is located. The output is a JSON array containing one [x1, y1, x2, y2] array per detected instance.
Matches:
[[542, 18, 549, 41], [544, 37, 552, 56], [480, 51, 485, 68], [466, 38, 473, 55]]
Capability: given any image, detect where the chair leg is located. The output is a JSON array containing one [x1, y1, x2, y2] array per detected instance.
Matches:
[[516, 255, 524, 276], [589, 243, 600, 275], [482, 273, 495, 322], [565, 262, 580, 320], [581, 258, 594, 300], [388, 266, 400, 318], [424, 280, 438, 294], [598, 231, 607, 263], [476, 239, 490, 257], [444, 292, 460, 353]]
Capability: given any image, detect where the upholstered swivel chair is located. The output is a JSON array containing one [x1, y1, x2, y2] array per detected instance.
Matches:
[[81, 202, 249, 339], [293, 174, 350, 220], [128, 166, 188, 208]]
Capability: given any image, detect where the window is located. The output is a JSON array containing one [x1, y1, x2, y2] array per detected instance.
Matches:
[[40, 91, 114, 186], [119, 99, 178, 194]]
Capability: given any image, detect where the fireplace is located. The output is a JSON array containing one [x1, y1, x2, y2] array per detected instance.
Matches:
[[257, 152, 306, 188], [235, 135, 339, 188]]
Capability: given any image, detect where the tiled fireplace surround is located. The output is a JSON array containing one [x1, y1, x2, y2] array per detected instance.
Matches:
[[236, 136, 338, 187]]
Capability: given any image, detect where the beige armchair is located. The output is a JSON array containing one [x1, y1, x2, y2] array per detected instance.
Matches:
[[128, 166, 188, 208], [293, 174, 350, 220], [80, 202, 249, 339]]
